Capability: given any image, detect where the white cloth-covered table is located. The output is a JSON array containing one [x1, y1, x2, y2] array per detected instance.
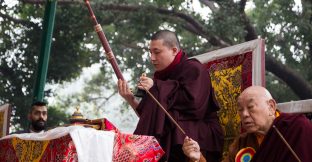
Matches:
[[1, 126, 115, 162]]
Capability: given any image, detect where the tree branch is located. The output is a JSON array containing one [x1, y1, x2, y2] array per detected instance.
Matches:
[[0, 12, 39, 29], [94, 3, 230, 47], [266, 54, 312, 99], [88, 91, 115, 102], [182, 23, 203, 36], [22, 0, 230, 47], [98, 91, 117, 108], [199, 0, 219, 12], [22, 0, 81, 5], [239, 0, 247, 12]]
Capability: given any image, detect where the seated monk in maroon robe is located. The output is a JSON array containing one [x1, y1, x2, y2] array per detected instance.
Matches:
[[118, 30, 224, 162], [183, 86, 312, 162]]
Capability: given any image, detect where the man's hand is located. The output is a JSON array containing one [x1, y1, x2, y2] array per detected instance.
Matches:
[[137, 75, 154, 91], [117, 79, 140, 113], [182, 136, 201, 162], [118, 79, 135, 102]]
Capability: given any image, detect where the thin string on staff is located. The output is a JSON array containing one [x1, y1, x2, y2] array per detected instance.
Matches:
[[138, 81, 186, 136], [272, 125, 301, 162]]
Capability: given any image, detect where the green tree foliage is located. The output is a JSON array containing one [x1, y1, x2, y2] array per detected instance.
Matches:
[[1, 0, 311, 130], [0, 1, 98, 130]]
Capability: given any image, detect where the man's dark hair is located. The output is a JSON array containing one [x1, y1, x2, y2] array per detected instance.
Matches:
[[31, 100, 47, 107], [151, 30, 180, 49], [30, 100, 48, 112]]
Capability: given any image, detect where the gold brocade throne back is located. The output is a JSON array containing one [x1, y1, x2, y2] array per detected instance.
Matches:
[[193, 39, 265, 156]]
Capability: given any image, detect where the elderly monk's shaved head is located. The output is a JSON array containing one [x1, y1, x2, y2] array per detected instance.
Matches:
[[237, 86, 277, 135], [239, 86, 273, 101]]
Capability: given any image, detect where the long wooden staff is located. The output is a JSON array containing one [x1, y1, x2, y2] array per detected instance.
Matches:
[[272, 125, 301, 162], [138, 81, 186, 135], [84, 0, 187, 136]]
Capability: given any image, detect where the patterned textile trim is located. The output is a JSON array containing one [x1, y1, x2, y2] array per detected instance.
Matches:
[[113, 132, 165, 162], [194, 38, 265, 86], [206, 51, 252, 91], [104, 118, 119, 132], [0, 135, 77, 162], [40, 135, 77, 162], [12, 137, 50, 161], [0, 138, 19, 162]]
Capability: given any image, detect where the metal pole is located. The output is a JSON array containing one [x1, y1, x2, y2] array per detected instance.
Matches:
[[33, 0, 57, 102]]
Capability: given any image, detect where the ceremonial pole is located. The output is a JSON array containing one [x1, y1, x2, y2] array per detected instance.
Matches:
[[33, 0, 57, 103]]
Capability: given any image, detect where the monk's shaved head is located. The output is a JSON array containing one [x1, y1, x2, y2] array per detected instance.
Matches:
[[238, 86, 273, 101], [151, 30, 180, 50]]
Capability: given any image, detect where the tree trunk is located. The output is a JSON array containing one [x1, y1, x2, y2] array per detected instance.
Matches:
[[266, 55, 312, 99]]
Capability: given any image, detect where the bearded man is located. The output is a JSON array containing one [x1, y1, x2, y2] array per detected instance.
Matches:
[[13, 101, 48, 134]]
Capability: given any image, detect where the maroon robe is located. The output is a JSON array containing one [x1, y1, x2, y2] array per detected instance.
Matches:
[[225, 113, 312, 162], [134, 52, 224, 161], [252, 113, 312, 162]]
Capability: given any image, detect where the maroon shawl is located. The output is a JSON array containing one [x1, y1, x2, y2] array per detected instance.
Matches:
[[134, 52, 224, 161]]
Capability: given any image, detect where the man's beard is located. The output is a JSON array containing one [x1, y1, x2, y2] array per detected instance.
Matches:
[[31, 119, 47, 132]]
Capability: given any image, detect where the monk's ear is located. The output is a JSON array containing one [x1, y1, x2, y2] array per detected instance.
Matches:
[[268, 99, 277, 115], [172, 47, 178, 56]]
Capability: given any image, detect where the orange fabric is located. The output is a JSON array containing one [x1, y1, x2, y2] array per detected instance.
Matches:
[[256, 134, 264, 145], [276, 111, 280, 118], [199, 154, 207, 162]]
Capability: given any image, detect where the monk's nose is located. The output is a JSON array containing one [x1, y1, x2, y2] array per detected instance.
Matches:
[[241, 109, 250, 117]]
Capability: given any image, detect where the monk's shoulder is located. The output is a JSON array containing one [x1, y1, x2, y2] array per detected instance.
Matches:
[[279, 113, 312, 128], [183, 58, 205, 69]]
